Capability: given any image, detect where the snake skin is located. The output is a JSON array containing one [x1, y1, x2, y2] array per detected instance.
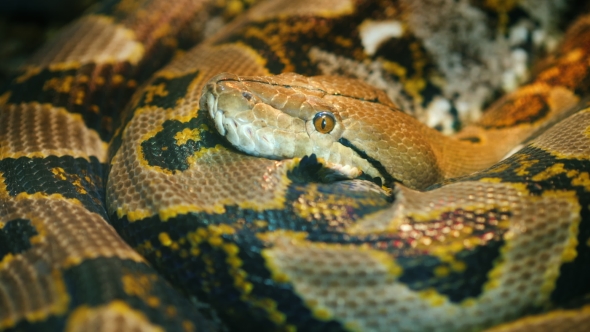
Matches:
[[1, 0, 590, 331]]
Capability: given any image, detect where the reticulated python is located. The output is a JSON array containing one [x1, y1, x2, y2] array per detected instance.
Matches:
[[1, 0, 590, 331]]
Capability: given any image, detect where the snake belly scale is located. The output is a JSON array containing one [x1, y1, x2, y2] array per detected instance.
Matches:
[[1, 0, 590, 331]]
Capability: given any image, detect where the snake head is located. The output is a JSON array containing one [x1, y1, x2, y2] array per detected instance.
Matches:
[[200, 72, 347, 157], [200, 72, 443, 189]]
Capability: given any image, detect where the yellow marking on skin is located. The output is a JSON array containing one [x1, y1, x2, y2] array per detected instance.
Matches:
[[451, 260, 467, 272], [313, 307, 333, 321], [382, 60, 407, 78], [72, 179, 87, 195], [0, 172, 8, 199], [514, 157, 539, 176], [484, 0, 517, 33], [165, 306, 177, 317], [293, 182, 385, 221], [253, 220, 269, 228], [44, 75, 75, 93], [15, 66, 42, 83], [74, 90, 85, 105], [531, 163, 566, 181], [572, 172, 590, 191], [486, 163, 511, 174], [543, 190, 581, 266], [158, 232, 172, 246], [23, 217, 47, 247], [344, 321, 362, 332], [0, 91, 11, 106], [114, 0, 143, 13], [226, 0, 245, 16], [51, 167, 68, 181], [135, 240, 154, 256], [434, 265, 450, 277], [429, 237, 484, 265], [0, 149, 93, 161], [51, 168, 89, 195], [0, 253, 15, 270], [143, 83, 169, 104], [418, 288, 447, 307], [182, 320, 195, 332], [174, 128, 200, 145], [65, 300, 164, 332], [112, 74, 125, 85], [334, 35, 353, 48], [120, 209, 154, 222], [48, 61, 82, 72], [95, 76, 106, 85], [478, 177, 503, 183], [153, 68, 200, 80], [121, 273, 171, 312], [147, 296, 160, 308], [486, 305, 590, 332], [14, 192, 84, 206]]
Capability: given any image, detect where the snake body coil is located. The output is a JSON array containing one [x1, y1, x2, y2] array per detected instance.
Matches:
[[1, 0, 590, 331]]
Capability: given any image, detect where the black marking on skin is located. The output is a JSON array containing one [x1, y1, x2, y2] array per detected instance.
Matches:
[[0, 218, 38, 261], [338, 137, 398, 186], [141, 111, 227, 172], [459, 136, 482, 143], [0, 156, 107, 219], [135, 70, 200, 109], [397, 239, 504, 302]]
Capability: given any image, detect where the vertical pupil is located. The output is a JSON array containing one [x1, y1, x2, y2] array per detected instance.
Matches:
[[321, 118, 327, 129]]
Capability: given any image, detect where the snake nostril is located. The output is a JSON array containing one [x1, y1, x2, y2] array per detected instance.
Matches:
[[242, 91, 253, 101]]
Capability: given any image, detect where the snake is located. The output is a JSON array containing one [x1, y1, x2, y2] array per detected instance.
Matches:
[[1, 0, 590, 331]]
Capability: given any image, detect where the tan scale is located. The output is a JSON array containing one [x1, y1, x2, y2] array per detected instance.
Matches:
[[0, 198, 145, 328], [64, 301, 165, 332], [0, 103, 106, 161]]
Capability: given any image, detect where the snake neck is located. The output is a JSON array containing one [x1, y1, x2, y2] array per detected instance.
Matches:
[[346, 85, 580, 190]]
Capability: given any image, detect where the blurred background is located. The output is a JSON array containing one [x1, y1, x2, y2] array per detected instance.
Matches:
[[0, 0, 99, 82]]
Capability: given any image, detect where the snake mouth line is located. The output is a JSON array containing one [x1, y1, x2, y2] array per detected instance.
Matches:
[[338, 137, 398, 186]]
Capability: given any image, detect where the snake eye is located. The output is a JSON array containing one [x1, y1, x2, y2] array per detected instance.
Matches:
[[313, 112, 336, 134]]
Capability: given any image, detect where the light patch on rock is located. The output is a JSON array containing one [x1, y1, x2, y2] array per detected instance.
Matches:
[[358, 20, 404, 56]]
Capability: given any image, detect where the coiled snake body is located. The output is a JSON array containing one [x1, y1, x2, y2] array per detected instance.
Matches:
[[1, 0, 590, 331]]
